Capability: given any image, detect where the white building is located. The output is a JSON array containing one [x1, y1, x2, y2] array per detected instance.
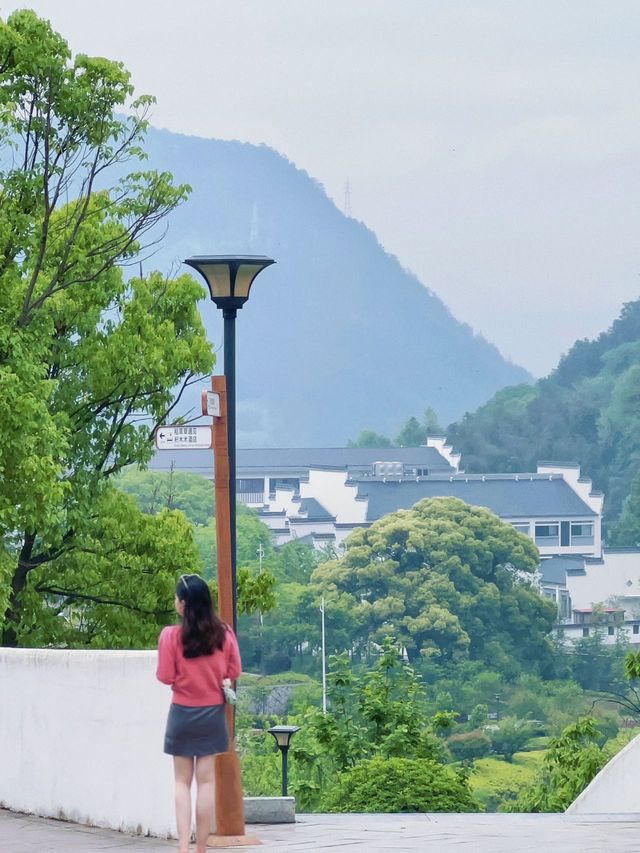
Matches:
[[262, 460, 603, 558], [542, 548, 640, 647], [152, 436, 640, 645]]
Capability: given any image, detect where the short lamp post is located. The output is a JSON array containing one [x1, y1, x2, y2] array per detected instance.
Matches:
[[268, 725, 300, 797], [183, 255, 275, 631]]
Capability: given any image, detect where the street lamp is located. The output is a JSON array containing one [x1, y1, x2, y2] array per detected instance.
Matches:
[[495, 694, 501, 723], [184, 255, 275, 630], [268, 725, 300, 797]]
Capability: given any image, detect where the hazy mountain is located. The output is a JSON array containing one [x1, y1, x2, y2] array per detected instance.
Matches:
[[143, 127, 531, 446]]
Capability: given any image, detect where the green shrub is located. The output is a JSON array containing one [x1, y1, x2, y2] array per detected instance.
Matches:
[[321, 756, 480, 813], [489, 718, 537, 762], [470, 752, 545, 811], [507, 718, 608, 812], [447, 729, 492, 761]]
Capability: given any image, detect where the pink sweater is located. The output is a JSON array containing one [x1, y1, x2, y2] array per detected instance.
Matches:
[[156, 624, 242, 707]]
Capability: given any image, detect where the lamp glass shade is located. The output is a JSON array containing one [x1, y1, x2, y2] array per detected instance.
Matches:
[[184, 255, 275, 307], [234, 262, 268, 298], [267, 725, 300, 749]]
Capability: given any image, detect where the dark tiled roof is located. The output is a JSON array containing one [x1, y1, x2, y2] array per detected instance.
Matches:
[[540, 556, 586, 585], [603, 547, 640, 554], [299, 498, 335, 521], [358, 475, 596, 522], [149, 445, 453, 475]]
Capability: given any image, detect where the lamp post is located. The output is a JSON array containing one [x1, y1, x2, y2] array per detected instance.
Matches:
[[268, 725, 300, 797], [495, 694, 501, 723], [184, 255, 275, 631]]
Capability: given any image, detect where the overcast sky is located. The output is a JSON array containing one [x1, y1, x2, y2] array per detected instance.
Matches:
[[8, 1, 640, 375]]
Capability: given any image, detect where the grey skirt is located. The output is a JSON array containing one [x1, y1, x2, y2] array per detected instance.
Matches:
[[164, 703, 229, 757]]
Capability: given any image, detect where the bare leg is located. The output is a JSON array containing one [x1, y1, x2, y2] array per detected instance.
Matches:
[[194, 754, 216, 853], [174, 756, 194, 853]]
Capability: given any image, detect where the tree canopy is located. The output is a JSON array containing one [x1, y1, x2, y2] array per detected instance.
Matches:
[[0, 11, 215, 645], [312, 497, 556, 673], [448, 299, 640, 531], [348, 407, 443, 449]]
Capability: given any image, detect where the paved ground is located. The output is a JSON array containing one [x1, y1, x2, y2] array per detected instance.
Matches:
[[2, 808, 640, 852]]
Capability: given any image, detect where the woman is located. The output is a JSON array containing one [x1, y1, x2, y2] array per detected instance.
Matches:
[[157, 574, 241, 853]]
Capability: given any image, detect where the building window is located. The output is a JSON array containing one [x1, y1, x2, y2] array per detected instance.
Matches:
[[511, 523, 530, 536], [608, 626, 615, 636], [535, 523, 559, 547], [582, 627, 589, 637], [570, 522, 594, 546], [542, 587, 557, 602], [237, 478, 264, 504], [633, 625, 639, 635], [237, 478, 263, 493], [268, 477, 300, 496], [559, 590, 571, 620]]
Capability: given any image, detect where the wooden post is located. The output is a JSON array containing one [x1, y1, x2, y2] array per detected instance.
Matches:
[[209, 375, 260, 848]]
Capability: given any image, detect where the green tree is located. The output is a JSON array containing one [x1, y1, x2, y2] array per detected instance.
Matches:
[[118, 468, 277, 626], [395, 408, 443, 446], [117, 467, 214, 526], [569, 631, 628, 693], [321, 756, 479, 813], [347, 430, 392, 448], [609, 470, 640, 547], [395, 416, 425, 447], [447, 729, 492, 761], [509, 718, 607, 812], [312, 497, 556, 671], [488, 717, 536, 762], [289, 639, 455, 809], [0, 12, 216, 645], [447, 300, 640, 530]]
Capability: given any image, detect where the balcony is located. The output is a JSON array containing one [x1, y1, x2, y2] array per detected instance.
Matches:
[[238, 492, 264, 505]]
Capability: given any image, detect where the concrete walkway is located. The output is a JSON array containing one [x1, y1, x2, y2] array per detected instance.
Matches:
[[2, 808, 639, 852]]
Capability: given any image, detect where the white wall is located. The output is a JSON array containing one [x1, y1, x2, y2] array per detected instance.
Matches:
[[557, 624, 640, 647], [568, 733, 640, 814], [301, 469, 366, 524], [569, 551, 640, 614], [0, 648, 177, 838]]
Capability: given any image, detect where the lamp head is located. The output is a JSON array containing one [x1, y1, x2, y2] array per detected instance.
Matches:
[[267, 724, 300, 750], [184, 255, 275, 311]]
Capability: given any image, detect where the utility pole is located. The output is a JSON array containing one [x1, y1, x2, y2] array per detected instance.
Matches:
[[256, 542, 264, 627], [320, 596, 327, 714]]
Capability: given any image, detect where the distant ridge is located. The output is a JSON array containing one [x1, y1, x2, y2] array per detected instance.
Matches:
[[144, 127, 532, 446]]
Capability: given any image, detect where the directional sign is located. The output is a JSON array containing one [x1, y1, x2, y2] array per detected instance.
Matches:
[[155, 425, 213, 450]]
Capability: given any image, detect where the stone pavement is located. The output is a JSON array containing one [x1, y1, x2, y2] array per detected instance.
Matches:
[[2, 808, 640, 852]]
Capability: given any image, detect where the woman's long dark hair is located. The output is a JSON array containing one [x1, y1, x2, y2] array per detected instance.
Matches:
[[177, 575, 226, 658]]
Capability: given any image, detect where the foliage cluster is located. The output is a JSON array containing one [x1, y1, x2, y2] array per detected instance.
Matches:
[[348, 408, 442, 448], [322, 756, 478, 813], [447, 729, 492, 761], [239, 640, 479, 813], [0, 11, 221, 646], [507, 718, 608, 812], [312, 497, 556, 673], [469, 751, 546, 812], [446, 300, 640, 534]]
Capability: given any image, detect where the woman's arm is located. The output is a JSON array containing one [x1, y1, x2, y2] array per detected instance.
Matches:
[[156, 626, 177, 685], [225, 627, 242, 682]]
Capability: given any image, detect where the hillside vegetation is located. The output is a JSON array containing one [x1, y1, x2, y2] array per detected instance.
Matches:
[[447, 299, 640, 533]]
